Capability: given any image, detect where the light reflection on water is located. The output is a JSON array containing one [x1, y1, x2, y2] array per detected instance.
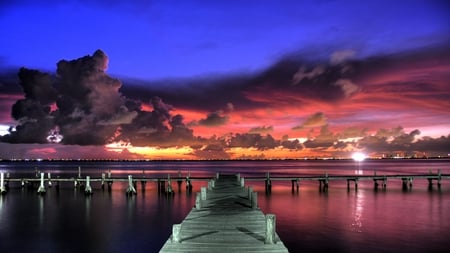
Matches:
[[0, 160, 449, 253]]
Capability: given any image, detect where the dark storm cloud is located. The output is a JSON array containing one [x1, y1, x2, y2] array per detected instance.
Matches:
[[194, 103, 233, 127], [197, 112, 229, 127], [228, 133, 279, 150], [121, 44, 450, 116], [117, 98, 198, 147], [120, 53, 362, 116], [1, 46, 449, 157], [303, 125, 338, 149], [17, 68, 58, 105], [281, 138, 302, 150], [53, 50, 134, 145], [192, 144, 231, 160], [355, 127, 449, 156], [1, 50, 198, 147], [1, 68, 56, 143]]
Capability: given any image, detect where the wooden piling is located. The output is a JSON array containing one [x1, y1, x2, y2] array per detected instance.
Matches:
[[85, 176, 93, 196], [172, 224, 182, 243], [252, 191, 258, 209], [0, 172, 6, 194], [47, 173, 52, 188], [126, 175, 136, 196], [265, 214, 276, 244], [37, 172, 46, 195]]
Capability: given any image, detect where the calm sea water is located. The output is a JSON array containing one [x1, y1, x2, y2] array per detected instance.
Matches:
[[0, 160, 449, 253]]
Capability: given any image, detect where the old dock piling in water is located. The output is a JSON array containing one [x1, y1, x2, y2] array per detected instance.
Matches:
[[160, 173, 289, 253]]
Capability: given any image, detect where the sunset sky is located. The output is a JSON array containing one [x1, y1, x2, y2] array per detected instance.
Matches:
[[0, 0, 449, 160]]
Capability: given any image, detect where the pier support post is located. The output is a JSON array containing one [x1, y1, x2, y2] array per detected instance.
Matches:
[[185, 176, 192, 192], [0, 172, 6, 194], [101, 173, 105, 190], [177, 171, 182, 192], [107, 170, 113, 191], [428, 178, 433, 190], [37, 172, 46, 195], [291, 179, 299, 192], [47, 173, 52, 188], [402, 178, 412, 191], [85, 176, 93, 196], [438, 169, 442, 190], [166, 174, 173, 195], [265, 172, 271, 193], [240, 177, 245, 187], [195, 192, 202, 209], [248, 186, 253, 200], [251, 191, 258, 209], [265, 214, 276, 244], [201, 187, 207, 200], [172, 224, 182, 243], [159, 180, 166, 193], [347, 178, 358, 191], [126, 175, 137, 196]]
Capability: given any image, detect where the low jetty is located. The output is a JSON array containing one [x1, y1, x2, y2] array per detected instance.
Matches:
[[0, 169, 448, 195], [159, 173, 289, 253]]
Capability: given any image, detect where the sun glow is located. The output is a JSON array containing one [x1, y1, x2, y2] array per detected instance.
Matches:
[[105, 142, 195, 159], [352, 152, 366, 162]]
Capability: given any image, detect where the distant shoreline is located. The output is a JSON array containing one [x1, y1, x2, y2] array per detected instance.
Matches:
[[1, 157, 449, 163]]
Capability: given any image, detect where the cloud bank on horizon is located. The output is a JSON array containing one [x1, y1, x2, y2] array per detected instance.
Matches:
[[0, 47, 449, 159], [0, 0, 449, 159]]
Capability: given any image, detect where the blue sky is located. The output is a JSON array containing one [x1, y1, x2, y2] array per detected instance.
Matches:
[[1, 0, 448, 80]]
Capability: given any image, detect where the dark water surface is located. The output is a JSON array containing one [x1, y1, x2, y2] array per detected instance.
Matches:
[[0, 160, 449, 252]]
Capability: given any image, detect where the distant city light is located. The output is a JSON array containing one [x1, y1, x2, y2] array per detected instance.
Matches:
[[352, 152, 366, 162]]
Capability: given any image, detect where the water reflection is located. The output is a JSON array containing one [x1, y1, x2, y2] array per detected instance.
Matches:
[[351, 190, 364, 233], [0, 195, 4, 212], [85, 196, 91, 223], [39, 195, 44, 226]]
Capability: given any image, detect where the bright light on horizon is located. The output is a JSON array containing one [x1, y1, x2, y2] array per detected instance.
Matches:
[[352, 152, 366, 162]]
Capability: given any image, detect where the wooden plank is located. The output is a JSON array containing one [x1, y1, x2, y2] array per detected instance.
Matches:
[[159, 174, 289, 253]]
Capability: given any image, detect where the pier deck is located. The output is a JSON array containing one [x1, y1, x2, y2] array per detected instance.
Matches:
[[159, 174, 289, 253]]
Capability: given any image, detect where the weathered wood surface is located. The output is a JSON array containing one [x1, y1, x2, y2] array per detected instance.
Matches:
[[159, 174, 289, 253]]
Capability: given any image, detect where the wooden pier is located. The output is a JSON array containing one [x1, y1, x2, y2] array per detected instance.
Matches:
[[159, 174, 289, 253], [0, 169, 448, 195]]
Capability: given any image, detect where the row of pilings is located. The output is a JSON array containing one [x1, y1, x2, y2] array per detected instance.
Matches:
[[1, 169, 445, 196], [0, 168, 194, 197]]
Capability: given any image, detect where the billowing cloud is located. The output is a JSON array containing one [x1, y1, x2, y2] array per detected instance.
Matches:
[[198, 112, 229, 127], [303, 125, 337, 149], [292, 65, 325, 85], [1, 68, 56, 143], [330, 50, 356, 65], [248, 126, 273, 134], [293, 112, 328, 130], [334, 79, 359, 97], [1, 50, 194, 147], [1, 45, 449, 159], [195, 103, 234, 127], [192, 144, 230, 160]]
